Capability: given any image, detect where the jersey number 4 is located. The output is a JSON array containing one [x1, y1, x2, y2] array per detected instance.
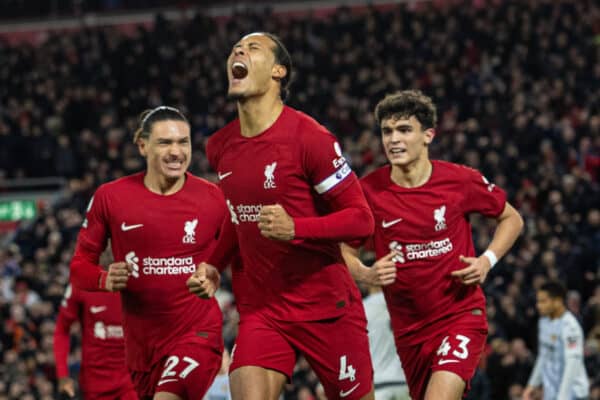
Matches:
[[338, 355, 357, 382], [436, 335, 471, 359]]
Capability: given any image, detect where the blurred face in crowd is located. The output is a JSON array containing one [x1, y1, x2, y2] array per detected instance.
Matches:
[[137, 120, 191, 183], [227, 33, 286, 100], [536, 290, 562, 318], [380, 115, 434, 169]]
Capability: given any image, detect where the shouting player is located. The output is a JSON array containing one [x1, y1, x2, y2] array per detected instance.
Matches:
[[193, 32, 375, 400]]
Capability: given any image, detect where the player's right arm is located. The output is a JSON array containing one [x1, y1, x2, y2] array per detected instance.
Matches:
[[523, 321, 544, 400], [53, 284, 80, 398], [340, 243, 397, 286], [523, 367, 542, 399], [70, 188, 130, 291], [523, 362, 543, 400]]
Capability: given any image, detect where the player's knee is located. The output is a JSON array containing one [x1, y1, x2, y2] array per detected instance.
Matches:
[[424, 371, 465, 400], [230, 366, 286, 400], [358, 388, 375, 400], [153, 391, 183, 400]]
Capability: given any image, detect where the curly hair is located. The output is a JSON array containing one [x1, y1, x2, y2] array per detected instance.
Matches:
[[374, 90, 437, 130]]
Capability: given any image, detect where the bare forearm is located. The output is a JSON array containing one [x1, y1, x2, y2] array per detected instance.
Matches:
[[340, 243, 370, 283], [487, 202, 523, 259]]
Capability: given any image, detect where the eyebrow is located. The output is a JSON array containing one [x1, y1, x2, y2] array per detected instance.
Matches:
[[383, 123, 413, 129], [156, 136, 190, 142], [234, 41, 262, 48]]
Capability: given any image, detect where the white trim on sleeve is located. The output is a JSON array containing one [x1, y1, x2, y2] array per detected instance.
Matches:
[[313, 164, 352, 194]]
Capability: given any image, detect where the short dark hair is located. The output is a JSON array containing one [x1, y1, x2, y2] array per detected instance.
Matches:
[[262, 32, 293, 101], [374, 90, 437, 130], [133, 106, 188, 143], [539, 281, 567, 302]]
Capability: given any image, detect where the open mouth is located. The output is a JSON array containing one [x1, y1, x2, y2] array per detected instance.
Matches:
[[231, 61, 248, 80]]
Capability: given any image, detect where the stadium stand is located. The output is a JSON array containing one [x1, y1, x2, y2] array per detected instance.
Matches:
[[0, 0, 599, 398]]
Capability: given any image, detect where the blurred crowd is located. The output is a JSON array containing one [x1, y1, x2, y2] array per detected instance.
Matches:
[[0, 0, 208, 20], [1, 0, 599, 398]]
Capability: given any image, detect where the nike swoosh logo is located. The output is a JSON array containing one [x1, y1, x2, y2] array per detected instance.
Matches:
[[121, 222, 143, 231], [218, 171, 233, 180], [382, 218, 403, 228], [157, 378, 178, 386], [90, 306, 107, 314], [340, 383, 360, 398], [438, 359, 460, 365]]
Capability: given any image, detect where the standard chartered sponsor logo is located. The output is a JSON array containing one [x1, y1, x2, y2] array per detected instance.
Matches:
[[142, 256, 196, 275], [226, 200, 264, 224], [389, 238, 453, 263], [237, 204, 262, 222], [126, 251, 195, 276], [388, 242, 405, 263], [236, 203, 263, 223], [126, 251, 140, 277]]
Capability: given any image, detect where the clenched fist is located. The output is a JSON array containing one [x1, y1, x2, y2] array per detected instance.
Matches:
[[187, 262, 221, 299], [258, 204, 295, 241], [103, 262, 131, 291]]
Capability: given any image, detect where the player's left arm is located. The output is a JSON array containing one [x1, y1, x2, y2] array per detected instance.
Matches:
[[452, 201, 523, 285], [188, 187, 231, 298], [524, 320, 545, 400], [451, 167, 523, 285], [258, 123, 374, 242], [205, 195, 239, 272], [53, 285, 80, 398], [557, 321, 586, 399], [189, 220, 234, 298], [258, 183, 374, 241]]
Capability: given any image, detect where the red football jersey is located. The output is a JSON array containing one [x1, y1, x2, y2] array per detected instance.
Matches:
[[72, 172, 225, 371], [361, 161, 506, 344], [53, 285, 133, 395], [206, 106, 364, 321]]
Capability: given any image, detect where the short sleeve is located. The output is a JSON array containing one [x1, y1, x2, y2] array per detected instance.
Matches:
[[461, 166, 507, 217], [300, 121, 357, 198]]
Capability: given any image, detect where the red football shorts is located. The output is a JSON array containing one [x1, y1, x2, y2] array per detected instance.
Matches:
[[230, 302, 373, 400], [395, 311, 487, 400], [131, 337, 222, 400]]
